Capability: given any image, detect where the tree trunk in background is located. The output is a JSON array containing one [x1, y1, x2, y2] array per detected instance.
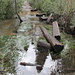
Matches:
[[14, 0, 23, 23]]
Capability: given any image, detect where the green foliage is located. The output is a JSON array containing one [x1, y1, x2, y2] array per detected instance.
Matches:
[[70, 14, 75, 27], [0, 0, 23, 20], [28, 0, 44, 9], [0, 35, 10, 48], [28, 0, 75, 15], [0, 34, 30, 74]]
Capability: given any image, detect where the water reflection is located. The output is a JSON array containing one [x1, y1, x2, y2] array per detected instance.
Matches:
[[16, 43, 61, 75], [36, 47, 49, 73], [16, 43, 37, 75]]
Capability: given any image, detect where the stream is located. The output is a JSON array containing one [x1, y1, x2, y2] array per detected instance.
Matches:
[[0, 0, 75, 75]]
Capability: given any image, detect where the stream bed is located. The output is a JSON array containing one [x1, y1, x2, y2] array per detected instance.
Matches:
[[0, 0, 75, 75]]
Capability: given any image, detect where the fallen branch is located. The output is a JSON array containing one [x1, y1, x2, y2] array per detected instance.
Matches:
[[20, 62, 42, 70]]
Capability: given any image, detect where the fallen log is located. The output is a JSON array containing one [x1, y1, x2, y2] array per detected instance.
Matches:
[[31, 9, 38, 12], [37, 40, 51, 49], [36, 13, 45, 17], [53, 21, 61, 41], [40, 26, 64, 53], [20, 62, 36, 66], [39, 17, 48, 21], [46, 13, 53, 24]]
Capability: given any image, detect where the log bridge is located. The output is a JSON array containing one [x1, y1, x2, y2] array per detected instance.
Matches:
[[39, 26, 64, 53]]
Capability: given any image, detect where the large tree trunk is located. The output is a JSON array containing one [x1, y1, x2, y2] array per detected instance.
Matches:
[[40, 26, 64, 53], [52, 21, 61, 41], [14, 0, 23, 23]]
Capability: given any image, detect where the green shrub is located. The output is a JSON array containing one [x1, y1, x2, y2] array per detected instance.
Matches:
[[28, 0, 75, 16]]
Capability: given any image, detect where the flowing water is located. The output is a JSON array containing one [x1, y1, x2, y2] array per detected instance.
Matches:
[[0, 0, 75, 75]]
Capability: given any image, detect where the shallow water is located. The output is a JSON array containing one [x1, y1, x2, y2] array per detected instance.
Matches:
[[0, 19, 19, 36], [0, 0, 75, 75]]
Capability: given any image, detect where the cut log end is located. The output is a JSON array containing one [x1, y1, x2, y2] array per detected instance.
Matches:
[[53, 45, 64, 53]]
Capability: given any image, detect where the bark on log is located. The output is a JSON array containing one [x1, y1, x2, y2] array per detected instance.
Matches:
[[53, 21, 61, 41], [37, 40, 51, 49], [40, 26, 64, 53], [39, 17, 48, 21], [46, 13, 53, 24]]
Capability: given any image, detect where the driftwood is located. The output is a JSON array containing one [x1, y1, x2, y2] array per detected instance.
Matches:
[[46, 13, 53, 24], [36, 13, 45, 17], [37, 40, 51, 49], [39, 17, 48, 21], [40, 26, 64, 53], [53, 21, 61, 41]]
